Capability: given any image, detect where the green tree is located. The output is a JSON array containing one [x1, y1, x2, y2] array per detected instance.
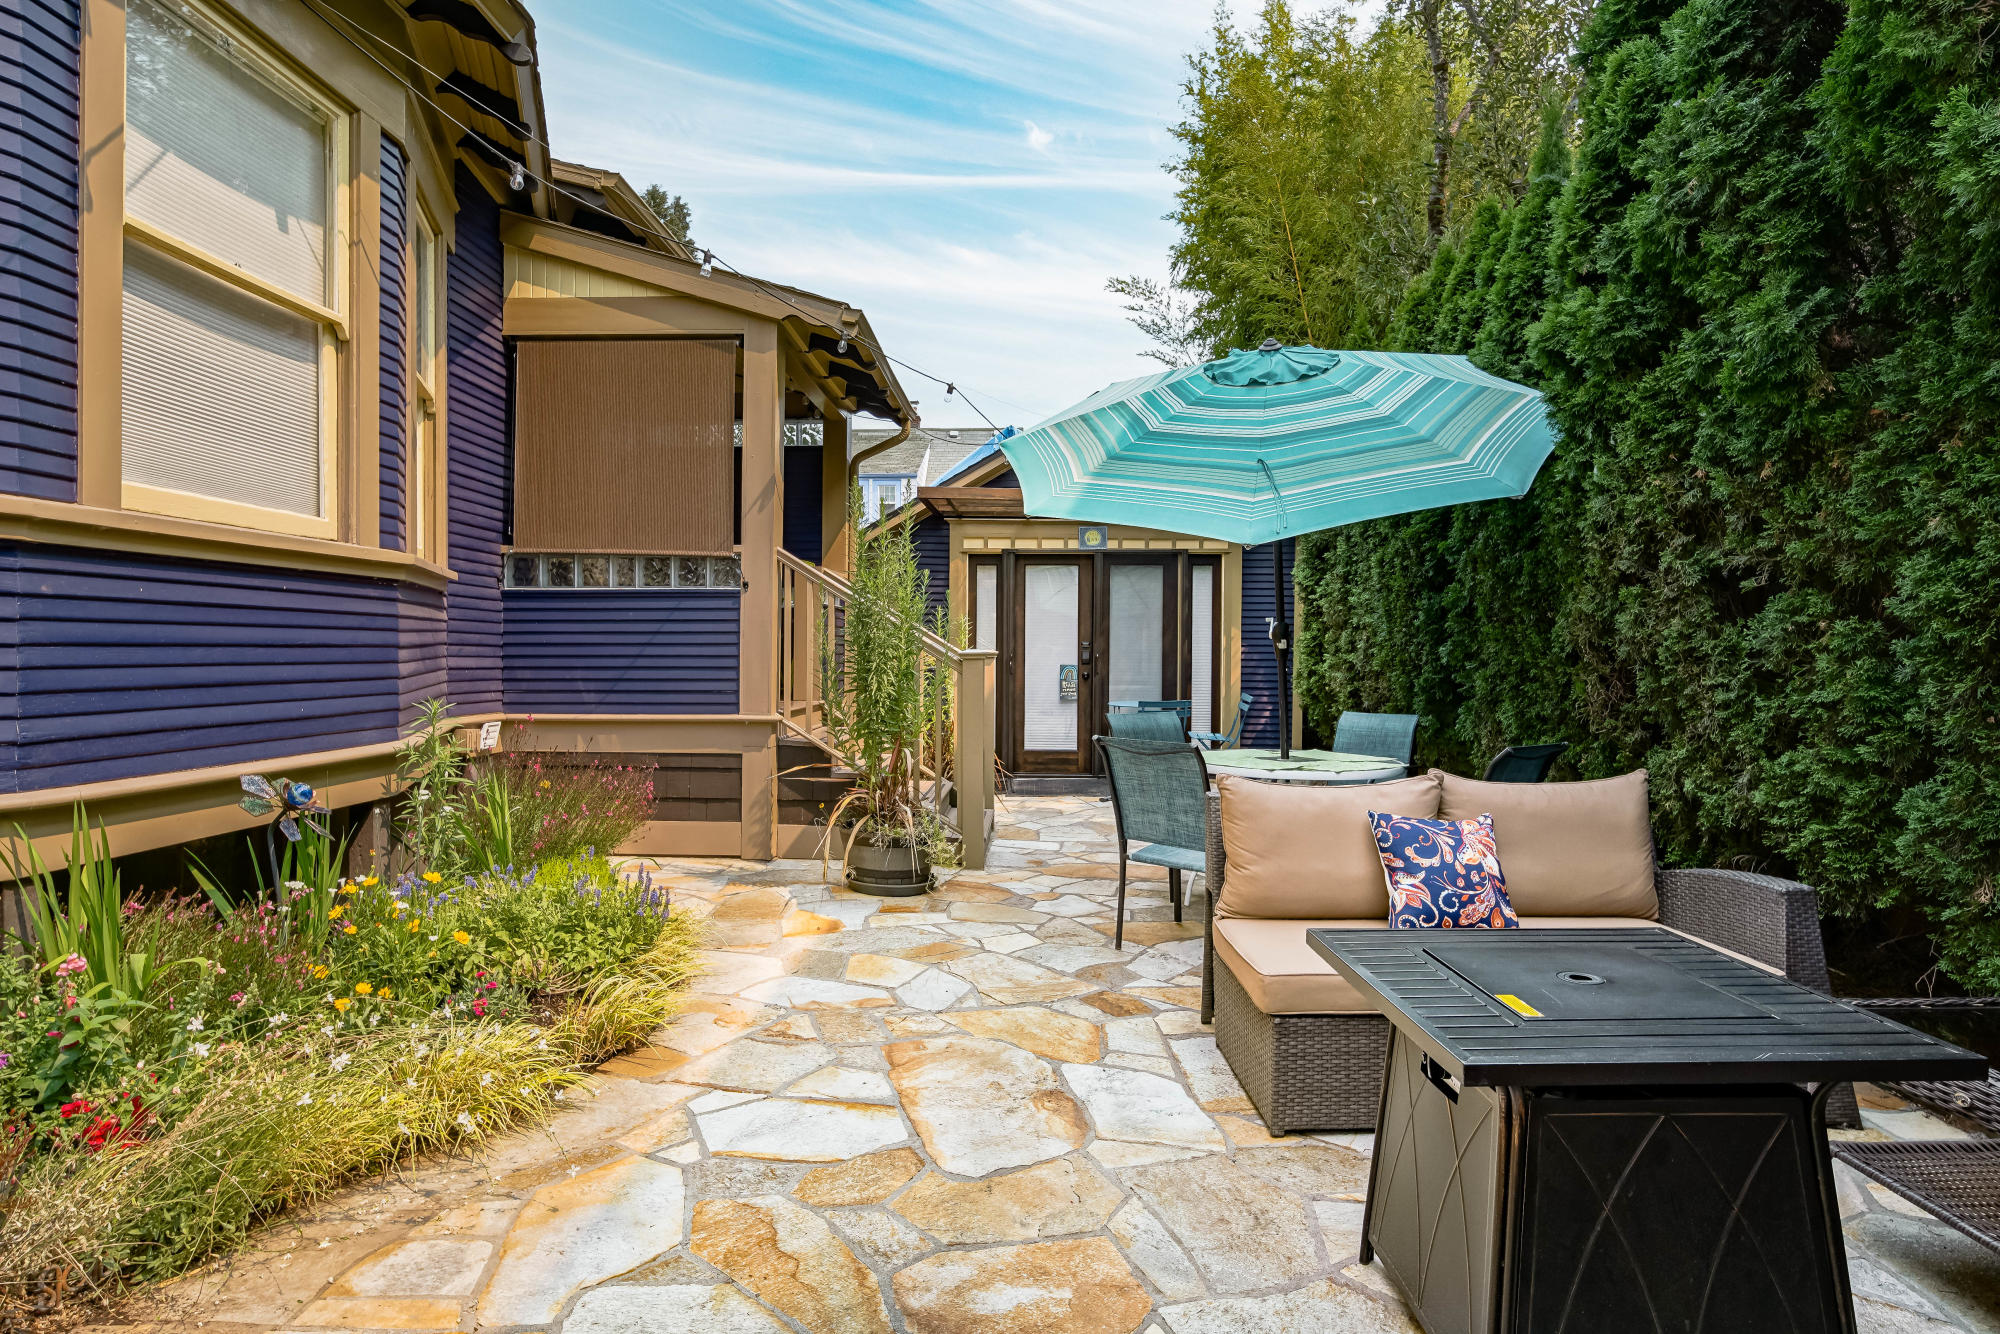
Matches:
[[640, 184, 693, 246], [1291, 0, 2000, 989], [1163, 2, 1434, 353]]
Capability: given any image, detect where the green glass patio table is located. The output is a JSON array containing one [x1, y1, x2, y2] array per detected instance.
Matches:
[[1201, 747, 1404, 785]]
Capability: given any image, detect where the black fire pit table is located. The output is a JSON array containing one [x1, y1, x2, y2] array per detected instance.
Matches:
[[1306, 926, 1985, 1334]]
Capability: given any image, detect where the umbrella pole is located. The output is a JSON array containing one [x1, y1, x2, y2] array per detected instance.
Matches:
[[1270, 541, 1293, 760]]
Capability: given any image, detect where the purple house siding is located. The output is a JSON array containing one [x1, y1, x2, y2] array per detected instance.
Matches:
[[502, 589, 739, 714], [0, 0, 81, 501], [378, 136, 408, 551], [782, 442, 821, 560], [443, 164, 507, 713], [0, 545, 404, 792], [913, 511, 948, 621], [397, 582, 447, 720], [1239, 539, 1293, 748]]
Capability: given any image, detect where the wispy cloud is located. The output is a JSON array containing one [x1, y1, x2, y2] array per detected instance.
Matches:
[[531, 0, 1359, 419]]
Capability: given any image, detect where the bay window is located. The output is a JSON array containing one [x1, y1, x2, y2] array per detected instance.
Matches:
[[119, 0, 346, 537]]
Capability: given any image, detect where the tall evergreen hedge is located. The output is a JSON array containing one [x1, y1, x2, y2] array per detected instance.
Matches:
[[1294, 0, 2000, 985]]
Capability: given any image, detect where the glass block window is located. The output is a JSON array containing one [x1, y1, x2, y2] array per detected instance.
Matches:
[[504, 554, 744, 589]]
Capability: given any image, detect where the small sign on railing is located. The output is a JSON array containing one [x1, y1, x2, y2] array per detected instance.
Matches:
[[478, 720, 502, 751]]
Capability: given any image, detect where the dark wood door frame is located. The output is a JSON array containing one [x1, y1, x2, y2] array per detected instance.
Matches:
[[995, 550, 1222, 776], [1007, 554, 1095, 775]]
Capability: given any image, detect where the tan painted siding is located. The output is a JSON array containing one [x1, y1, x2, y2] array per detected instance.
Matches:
[[504, 248, 664, 300]]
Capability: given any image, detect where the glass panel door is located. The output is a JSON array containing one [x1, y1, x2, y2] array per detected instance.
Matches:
[[1016, 560, 1090, 772]]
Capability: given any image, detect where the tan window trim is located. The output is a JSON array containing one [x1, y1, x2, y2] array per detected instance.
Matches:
[[0, 491, 453, 587], [123, 215, 349, 339]]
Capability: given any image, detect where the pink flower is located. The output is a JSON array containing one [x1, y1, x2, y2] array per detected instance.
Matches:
[[231, 992, 246, 1006], [55, 954, 87, 978]]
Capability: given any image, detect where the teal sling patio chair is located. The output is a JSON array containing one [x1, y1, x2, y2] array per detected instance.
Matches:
[[1482, 743, 1568, 783], [1332, 711, 1420, 775], [1190, 692, 1254, 750], [1095, 736, 1210, 950], [1107, 709, 1188, 743]]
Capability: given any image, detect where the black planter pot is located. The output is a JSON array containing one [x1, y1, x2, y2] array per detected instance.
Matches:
[[845, 837, 933, 897]]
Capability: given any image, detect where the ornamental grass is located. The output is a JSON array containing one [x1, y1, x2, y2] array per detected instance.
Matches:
[[0, 714, 703, 1307], [0, 910, 699, 1288]]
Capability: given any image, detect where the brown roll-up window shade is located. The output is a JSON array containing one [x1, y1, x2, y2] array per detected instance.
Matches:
[[513, 338, 737, 553]]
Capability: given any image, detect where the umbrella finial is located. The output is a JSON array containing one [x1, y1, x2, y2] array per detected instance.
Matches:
[[1259, 337, 1282, 351]]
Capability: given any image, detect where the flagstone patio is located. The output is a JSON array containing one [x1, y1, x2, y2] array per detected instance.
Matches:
[[102, 796, 1998, 1334]]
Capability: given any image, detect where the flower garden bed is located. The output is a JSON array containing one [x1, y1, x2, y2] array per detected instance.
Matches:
[[0, 709, 700, 1311]]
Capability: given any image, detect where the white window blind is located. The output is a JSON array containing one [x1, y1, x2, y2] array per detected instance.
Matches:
[[1191, 564, 1215, 735], [121, 0, 333, 520], [122, 240, 322, 515], [1108, 564, 1164, 703], [124, 0, 329, 302], [974, 564, 998, 652], [1022, 564, 1078, 751]]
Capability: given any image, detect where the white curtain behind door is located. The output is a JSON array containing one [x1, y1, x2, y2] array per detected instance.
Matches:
[[1191, 564, 1214, 735], [1023, 565, 1078, 750], [1108, 564, 1165, 703]]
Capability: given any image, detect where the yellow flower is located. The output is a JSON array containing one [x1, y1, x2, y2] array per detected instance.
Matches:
[[407, 920, 421, 933], [354, 982, 373, 996], [339, 883, 358, 896], [422, 871, 443, 884], [452, 930, 470, 945], [378, 987, 393, 999], [343, 922, 357, 934], [538, 779, 551, 790], [333, 997, 351, 1012], [327, 904, 344, 920], [361, 875, 379, 887], [312, 964, 328, 979]]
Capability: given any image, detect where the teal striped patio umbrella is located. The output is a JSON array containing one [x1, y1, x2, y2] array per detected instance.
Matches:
[[999, 341, 1555, 547], [999, 340, 1557, 754]]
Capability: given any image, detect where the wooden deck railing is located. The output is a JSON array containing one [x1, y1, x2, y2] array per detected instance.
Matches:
[[775, 549, 995, 870]]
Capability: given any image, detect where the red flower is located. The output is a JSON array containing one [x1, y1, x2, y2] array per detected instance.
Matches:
[[58, 1099, 92, 1120]]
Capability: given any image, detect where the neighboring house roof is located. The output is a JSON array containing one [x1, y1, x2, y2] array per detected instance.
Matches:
[[934, 426, 1021, 486], [852, 425, 989, 485]]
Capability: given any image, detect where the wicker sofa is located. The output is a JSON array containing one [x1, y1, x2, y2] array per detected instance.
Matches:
[[1199, 772, 1852, 1134]]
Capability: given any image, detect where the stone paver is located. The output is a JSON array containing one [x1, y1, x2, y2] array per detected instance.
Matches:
[[104, 795, 1999, 1334]]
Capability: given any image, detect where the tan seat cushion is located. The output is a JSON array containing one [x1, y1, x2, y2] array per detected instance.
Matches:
[[1214, 916, 1668, 1014], [1435, 769, 1658, 919], [1216, 772, 1441, 920]]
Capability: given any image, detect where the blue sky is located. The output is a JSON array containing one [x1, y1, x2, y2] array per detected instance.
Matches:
[[530, 0, 1351, 431]]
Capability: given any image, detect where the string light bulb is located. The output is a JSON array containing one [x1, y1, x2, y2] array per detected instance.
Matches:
[[698, 249, 713, 278], [837, 337, 847, 354], [508, 160, 526, 191]]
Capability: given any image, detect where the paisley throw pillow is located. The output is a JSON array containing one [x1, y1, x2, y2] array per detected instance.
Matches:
[[1369, 811, 1520, 929]]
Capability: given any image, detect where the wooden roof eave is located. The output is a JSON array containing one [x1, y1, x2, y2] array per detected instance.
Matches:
[[502, 216, 917, 428], [916, 487, 1025, 520], [403, 0, 550, 218]]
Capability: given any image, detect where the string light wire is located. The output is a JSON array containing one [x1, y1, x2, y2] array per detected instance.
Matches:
[[294, 0, 1011, 433]]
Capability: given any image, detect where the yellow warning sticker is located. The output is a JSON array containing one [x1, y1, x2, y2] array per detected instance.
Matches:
[[1494, 993, 1543, 1017]]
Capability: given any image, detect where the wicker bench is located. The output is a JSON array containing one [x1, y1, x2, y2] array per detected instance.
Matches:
[[1199, 795, 1860, 1133], [1831, 997, 2000, 1254]]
